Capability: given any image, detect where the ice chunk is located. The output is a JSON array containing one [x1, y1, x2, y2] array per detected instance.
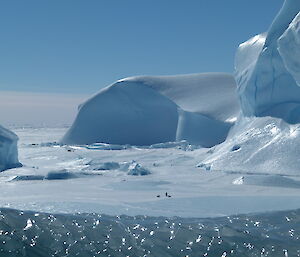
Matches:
[[232, 176, 244, 185], [12, 175, 44, 181], [233, 175, 300, 189], [120, 161, 151, 176], [0, 125, 21, 172], [23, 219, 33, 231], [127, 162, 151, 176], [87, 161, 120, 171], [45, 169, 77, 180]]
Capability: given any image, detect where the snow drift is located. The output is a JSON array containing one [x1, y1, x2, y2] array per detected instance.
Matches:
[[198, 116, 300, 176], [0, 125, 21, 172], [236, 0, 300, 124], [62, 73, 238, 147]]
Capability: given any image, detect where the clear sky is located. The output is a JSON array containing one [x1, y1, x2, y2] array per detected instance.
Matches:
[[0, 0, 283, 94]]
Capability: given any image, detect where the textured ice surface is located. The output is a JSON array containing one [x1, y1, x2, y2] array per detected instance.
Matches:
[[236, 0, 300, 123], [279, 12, 300, 86], [62, 73, 238, 147], [0, 125, 21, 172], [198, 116, 300, 175]]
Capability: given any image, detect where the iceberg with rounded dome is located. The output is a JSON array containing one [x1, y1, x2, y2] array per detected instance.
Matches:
[[62, 73, 239, 147]]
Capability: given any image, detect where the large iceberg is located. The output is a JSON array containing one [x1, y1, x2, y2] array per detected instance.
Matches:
[[0, 125, 21, 172], [62, 73, 239, 147], [198, 0, 300, 175], [236, 0, 300, 124]]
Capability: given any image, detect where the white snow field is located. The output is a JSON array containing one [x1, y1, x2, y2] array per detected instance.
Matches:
[[2, 127, 300, 218], [0, 125, 21, 172], [62, 73, 238, 147], [2, 0, 300, 219]]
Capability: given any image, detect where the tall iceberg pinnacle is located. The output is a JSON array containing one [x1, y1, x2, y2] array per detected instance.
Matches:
[[235, 0, 300, 123], [200, 1, 300, 175]]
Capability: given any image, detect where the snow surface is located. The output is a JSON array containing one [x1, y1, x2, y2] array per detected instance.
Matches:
[[1, 127, 300, 218], [62, 73, 238, 147], [198, 116, 300, 175], [0, 125, 21, 172], [236, 0, 300, 124]]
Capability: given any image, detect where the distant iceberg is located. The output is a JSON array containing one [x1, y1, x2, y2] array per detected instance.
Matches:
[[0, 125, 22, 172], [62, 73, 239, 147]]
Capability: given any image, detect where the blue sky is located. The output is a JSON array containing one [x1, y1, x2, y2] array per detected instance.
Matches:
[[0, 0, 283, 94]]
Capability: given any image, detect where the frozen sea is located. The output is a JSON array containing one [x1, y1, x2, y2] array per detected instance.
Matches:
[[2, 127, 300, 217], [1, 127, 300, 256]]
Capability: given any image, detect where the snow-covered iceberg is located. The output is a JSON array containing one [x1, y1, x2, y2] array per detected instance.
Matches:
[[236, 0, 300, 124], [62, 73, 239, 147], [0, 125, 21, 172], [197, 0, 300, 175]]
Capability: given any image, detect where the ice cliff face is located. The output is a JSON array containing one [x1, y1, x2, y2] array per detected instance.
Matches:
[[278, 12, 300, 86], [62, 73, 238, 147], [236, 0, 300, 124], [0, 125, 21, 172], [197, 0, 300, 175]]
